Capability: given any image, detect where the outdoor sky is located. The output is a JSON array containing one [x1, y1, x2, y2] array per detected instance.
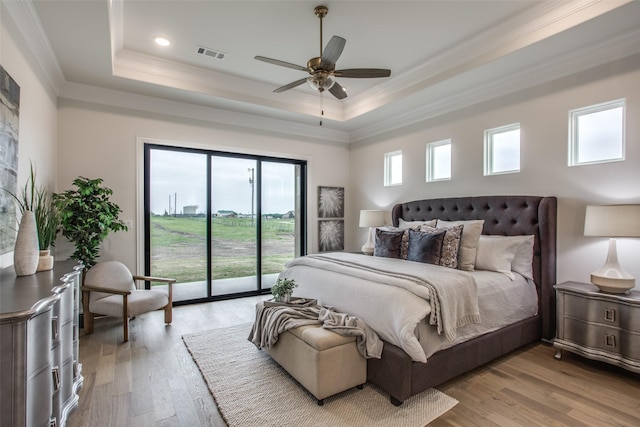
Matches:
[[150, 149, 296, 216]]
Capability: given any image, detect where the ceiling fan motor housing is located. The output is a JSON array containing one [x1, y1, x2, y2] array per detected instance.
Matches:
[[307, 73, 335, 92]]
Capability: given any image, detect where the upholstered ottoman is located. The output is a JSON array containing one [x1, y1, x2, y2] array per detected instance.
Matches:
[[266, 324, 366, 405]]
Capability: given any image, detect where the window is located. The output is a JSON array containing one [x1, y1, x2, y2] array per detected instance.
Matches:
[[569, 99, 625, 166], [484, 123, 520, 175], [384, 150, 402, 186], [426, 139, 451, 182], [144, 143, 307, 304]]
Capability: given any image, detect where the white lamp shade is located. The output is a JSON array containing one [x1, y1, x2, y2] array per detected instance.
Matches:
[[359, 210, 385, 228], [584, 204, 640, 237]]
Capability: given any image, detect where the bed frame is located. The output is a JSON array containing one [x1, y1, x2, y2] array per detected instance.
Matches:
[[367, 195, 557, 405]]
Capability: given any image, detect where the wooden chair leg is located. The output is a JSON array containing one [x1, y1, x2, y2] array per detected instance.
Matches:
[[82, 291, 94, 334], [122, 295, 129, 342], [123, 317, 129, 342], [164, 304, 172, 324]]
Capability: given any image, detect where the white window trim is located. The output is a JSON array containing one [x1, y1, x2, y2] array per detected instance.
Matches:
[[384, 150, 402, 187], [426, 139, 451, 182], [483, 123, 521, 176], [568, 98, 626, 167]]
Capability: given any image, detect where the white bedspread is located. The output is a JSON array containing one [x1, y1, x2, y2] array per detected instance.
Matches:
[[415, 270, 538, 358], [281, 252, 481, 362]]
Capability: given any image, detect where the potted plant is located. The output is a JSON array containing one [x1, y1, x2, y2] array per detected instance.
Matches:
[[3, 162, 60, 271], [54, 177, 127, 270], [271, 278, 297, 302]]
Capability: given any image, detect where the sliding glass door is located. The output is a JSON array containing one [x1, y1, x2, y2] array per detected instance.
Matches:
[[210, 156, 258, 296], [260, 162, 303, 288], [144, 144, 306, 303]]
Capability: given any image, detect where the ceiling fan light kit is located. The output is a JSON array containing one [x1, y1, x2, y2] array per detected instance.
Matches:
[[255, 5, 391, 101]]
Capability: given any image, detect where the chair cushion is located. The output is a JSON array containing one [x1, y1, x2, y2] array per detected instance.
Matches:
[[85, 261, 136, 303], [90, 289, 168, 318]]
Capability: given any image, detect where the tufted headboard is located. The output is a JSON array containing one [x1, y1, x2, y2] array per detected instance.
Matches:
[[391, 195, 557, 340]]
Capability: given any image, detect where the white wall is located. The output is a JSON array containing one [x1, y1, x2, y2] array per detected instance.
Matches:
[[349, 54, 640, 288], [56, 99, 350, 273], [0, 4, 58, 268]]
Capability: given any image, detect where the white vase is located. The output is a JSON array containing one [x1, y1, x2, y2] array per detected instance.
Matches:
[[14, 211, 40, 276], [37, 249, 54, 272]]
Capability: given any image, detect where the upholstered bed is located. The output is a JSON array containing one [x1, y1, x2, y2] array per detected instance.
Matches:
[[282, 195, 557, 405]]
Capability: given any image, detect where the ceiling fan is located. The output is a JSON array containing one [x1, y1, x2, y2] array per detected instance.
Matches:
[[255, 5, 391, 100]]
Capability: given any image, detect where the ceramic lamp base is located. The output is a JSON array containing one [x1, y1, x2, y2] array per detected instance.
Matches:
[[591, 274, 634, 294]]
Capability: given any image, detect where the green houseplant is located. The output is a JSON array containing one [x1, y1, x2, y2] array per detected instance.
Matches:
[[54, 177, 127, 270], [271, 278, 297, 302], [3, 162, 60, 271]]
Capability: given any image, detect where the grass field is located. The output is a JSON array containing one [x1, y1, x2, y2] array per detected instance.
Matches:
[[150, 215, 296, 283]]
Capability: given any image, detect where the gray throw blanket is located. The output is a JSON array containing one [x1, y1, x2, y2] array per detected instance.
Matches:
[[248, 302, 383, 359]]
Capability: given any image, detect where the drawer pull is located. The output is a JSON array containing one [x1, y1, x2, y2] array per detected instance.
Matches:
[[604, 334, 616, 348], [51, 316, 59, 340], [52, 366, 60, 391], [604, 308, 616, 322]]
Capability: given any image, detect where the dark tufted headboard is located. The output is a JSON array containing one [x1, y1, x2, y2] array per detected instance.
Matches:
[[391, 195, 557, 339]]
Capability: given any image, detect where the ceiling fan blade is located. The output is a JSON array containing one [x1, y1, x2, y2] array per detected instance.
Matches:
[[329, 81, 348, 100], [320, 36, 346, 69], [334, 69, 391, 78], [274, 78, 308, 93], [255, 56, 310, 72]]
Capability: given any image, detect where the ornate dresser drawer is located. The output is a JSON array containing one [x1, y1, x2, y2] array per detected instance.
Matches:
[[563, 317, 640, 361], [554, 281, 640, 373], [563, 293, 640, 333]]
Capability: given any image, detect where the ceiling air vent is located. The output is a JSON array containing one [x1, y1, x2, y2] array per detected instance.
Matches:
[[196, 46, 227, 60]]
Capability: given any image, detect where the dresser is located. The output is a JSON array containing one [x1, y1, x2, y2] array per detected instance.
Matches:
[[554, 281, 640, 373], [0, 261, 83, 427]]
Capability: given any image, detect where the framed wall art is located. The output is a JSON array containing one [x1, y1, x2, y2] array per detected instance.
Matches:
[[318, 219, 344, 252], [318, 186, 344, 219]]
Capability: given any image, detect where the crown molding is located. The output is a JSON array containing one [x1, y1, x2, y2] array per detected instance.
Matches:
[[3, 0, 65, 93], [9, 0, 638, 146], [343, 0, 633, 122], [349, 26, 640, 142], [58, 81, 350, 144], [112, 49, 346, 122]]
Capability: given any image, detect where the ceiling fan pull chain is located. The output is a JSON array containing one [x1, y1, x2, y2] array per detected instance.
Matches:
[[320, 92, 324, 126]]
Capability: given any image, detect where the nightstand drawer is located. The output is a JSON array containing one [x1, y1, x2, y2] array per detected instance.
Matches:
[[564, 317, 640, 361], [564, 293, 640, 333]]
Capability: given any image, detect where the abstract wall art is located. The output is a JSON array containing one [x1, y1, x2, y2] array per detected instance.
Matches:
[[0, 66, 20, 257]]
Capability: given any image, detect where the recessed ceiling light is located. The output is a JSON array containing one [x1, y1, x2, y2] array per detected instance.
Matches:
[[154, 37, 171, 47]]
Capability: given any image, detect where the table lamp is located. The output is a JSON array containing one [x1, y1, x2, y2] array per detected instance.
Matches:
[[584, 204, 640, 293], [359, 210, 386, 255]]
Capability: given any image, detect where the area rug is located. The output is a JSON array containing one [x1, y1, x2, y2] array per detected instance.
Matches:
[[182, 323, 457, 427]]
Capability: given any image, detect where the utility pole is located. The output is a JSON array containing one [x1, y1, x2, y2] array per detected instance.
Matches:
[[248, 168, 254, 226], [174, 192, 177, 217]]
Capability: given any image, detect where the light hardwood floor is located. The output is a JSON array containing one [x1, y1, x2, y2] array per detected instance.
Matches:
[[67, 297, 640, 427]]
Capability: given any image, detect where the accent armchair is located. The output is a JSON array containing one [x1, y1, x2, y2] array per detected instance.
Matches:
[[82, 261, 175, 342]]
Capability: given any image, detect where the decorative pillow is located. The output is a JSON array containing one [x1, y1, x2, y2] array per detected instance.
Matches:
[[437, 219, 484, 271], [419, 224, 463, 269], [398, 218, 437, 230], [474, 235, 522, 279], [373, 228, 404, 259], [495, 235, 535, 280], [377, 226, 410, 259], [407, 229, 445, 265]]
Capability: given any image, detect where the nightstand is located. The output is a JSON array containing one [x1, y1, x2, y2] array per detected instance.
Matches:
[[554, 281, 640, 373]]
